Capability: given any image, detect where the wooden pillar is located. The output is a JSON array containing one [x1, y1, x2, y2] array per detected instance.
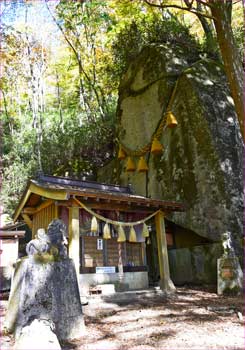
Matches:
[[54, 202, 59, 219], [155, 211, 175, 293], [141, 242, 147, 266], [68, 207, 80, 276], [118, 243, 124, 283]]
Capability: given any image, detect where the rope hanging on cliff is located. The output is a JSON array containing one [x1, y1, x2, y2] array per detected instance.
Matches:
[[117, 78, 180, 159]]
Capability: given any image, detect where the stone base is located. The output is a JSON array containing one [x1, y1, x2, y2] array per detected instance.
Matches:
[[4, 257, 85, 341], [14, 319, 61, 350], [217, 256, 243, 295], [79, 271, 149, 294], [159, 278, 176, 294]]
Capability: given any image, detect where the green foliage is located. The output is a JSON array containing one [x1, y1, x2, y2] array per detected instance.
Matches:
[[40, 115, 115, 177], [0, 0, 243, 218], [110, 13, 201, 79]]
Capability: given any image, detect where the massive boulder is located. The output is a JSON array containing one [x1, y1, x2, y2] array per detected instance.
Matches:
[[98, 44, 244, 252]]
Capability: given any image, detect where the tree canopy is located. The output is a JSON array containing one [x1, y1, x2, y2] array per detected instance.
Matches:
[[0, 0, 243, 216]]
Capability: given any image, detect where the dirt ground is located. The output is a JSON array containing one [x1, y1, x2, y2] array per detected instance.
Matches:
[[1, 286, 244, 350]]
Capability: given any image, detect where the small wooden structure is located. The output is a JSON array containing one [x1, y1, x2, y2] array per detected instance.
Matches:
[[0, 229, 25, 290], [13, 175, 184, 293]]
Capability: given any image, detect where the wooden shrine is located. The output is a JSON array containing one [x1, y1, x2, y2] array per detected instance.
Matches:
[[13, 175, 184, 293]]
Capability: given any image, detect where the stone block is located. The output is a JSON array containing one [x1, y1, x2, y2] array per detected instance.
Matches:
[[14, 319, 61, 350], [4, 257, 85, 341], [217, 256, 243, 295], [97, 284, 115, 294]]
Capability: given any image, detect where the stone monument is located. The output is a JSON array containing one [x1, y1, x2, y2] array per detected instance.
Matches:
[[4, 219, 85, 349], [217, 232, 243, 295]]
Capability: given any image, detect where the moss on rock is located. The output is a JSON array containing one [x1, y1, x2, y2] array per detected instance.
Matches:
[[98, 45, 243, 253]]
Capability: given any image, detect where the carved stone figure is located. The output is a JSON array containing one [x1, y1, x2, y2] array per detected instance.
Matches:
[[4, 219, 84, 343], [26, 219, 68, 258], [221, 232, 235, 257], [26, 228, 49, 256], [46, 219, 68, 258]]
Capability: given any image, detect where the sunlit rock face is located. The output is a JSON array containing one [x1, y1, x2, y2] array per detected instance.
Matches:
[[99, 44, 244, 251]]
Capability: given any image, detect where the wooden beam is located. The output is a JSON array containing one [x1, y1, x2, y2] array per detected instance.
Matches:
[[0, 231, 25, 238], [81, 202, 154, 213], [35, 199, 54, 214], [56, 199, 76, 207], [30, 182, 68, 201], [68, 207, 80, 276], [22, 200, 54, 215], [22, 207, 36, 215], [57, 199, 155, 213], [13, 181, 69, 222], [69, 190, 184, 211], [155, 211, 175, 293], [13, 188, 32, 222], [21, 214, 33, 230]]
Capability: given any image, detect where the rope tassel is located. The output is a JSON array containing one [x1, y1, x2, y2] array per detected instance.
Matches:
[[103, 223, 111, 239], [129, 226, 137, 243], [117, 225, 126, 242], [137, 156, 148, 172], [142, 223, 149, 238], [118, 145, 126, 160], [91, 216, 98, 232], [151, 138, 163, 155], [126, 157, 136, 172], [166, 111, 178, 128]]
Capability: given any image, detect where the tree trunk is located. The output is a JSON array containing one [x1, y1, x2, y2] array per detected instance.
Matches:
[[55, 70, 63, 130], [210, 1, 244, 141], [195, 1, 219, 58]]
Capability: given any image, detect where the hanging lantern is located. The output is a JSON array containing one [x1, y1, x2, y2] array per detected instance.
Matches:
[[142, 223, 149, 238], [103, 223, 111, 239], [126, 157, 136, 172], [117, 225, 126, 242], [146, 237, 151, 245], [91, 216, 98, 232], [137, 156, 148, 172], [151, 138, 163, 155], [166, 111, 178, 128], [129, 226, 137, 243], [118, 145, 126, 160]]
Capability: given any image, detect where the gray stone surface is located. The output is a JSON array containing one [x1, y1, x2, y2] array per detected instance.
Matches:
[[26, 220, 68, 258], [14, 319, 61, 350], [79, 271, 149, 295], [0, 266, 13, 291], [168, 243, 223, 285], [217, 256, 243, 295], [4, 257, 85, 341], [98, 44, 244, 255], [217, 233, 243, 295]]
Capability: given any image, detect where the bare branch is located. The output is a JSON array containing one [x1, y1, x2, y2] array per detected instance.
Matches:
[[143, 0, 216, 20], [196, 0, 214, 8]]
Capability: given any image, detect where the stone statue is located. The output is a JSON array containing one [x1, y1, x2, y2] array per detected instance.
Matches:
[[217, 231, 243, 295], [47, 219, 68, 258], [26, 228, 49, 255], [4, 218, 84, 345], [221, 231, 235, 257], [26, 219, 68, 258]]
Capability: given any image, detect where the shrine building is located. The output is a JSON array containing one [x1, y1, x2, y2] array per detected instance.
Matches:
[[13, 175, 184, 294]]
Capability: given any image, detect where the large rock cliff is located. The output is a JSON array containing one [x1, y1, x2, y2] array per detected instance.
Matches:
[[98, 44, 244, 251]]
